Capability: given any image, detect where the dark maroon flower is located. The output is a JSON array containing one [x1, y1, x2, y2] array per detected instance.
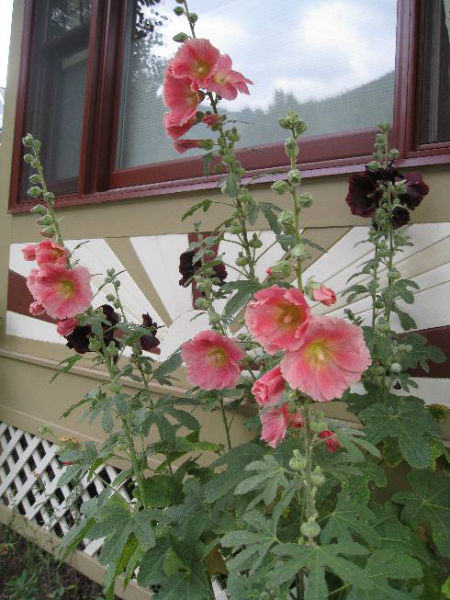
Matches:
[[178, 249, 227, 288], [64, 305, 120, 354], [391, 206, 410, 229], [100, 304, 120, 345], [140, 313, 161, 354], [179, 250, 200, 287], [345, 170, 382, 218], [398, 172, 429, 210], [65, 324, 91, 354]]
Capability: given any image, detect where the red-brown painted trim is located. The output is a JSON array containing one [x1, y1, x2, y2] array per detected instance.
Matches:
[[7, 269, 54, 324], [409, 325, 450, 378], [8, 1, 35, 212]]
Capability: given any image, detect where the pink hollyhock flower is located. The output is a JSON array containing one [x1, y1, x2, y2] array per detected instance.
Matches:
[[281, 316, 371, 402], [56, 318, 78, 337], [202, 113, 221, 128], [164, 112, 197, 140], [26, 268, 40, 299], [35, 238, 68, 267], [245, 285, 311, 353], [28, 264, 92, 320], [29, 301, 46, 316], [312, 285, 336, 306], [181, 330, 244, 390], [205, 54, 253, 100], [251, 366, 285, 408], [319, 430, 339, 453], [171, 39, 220, 86], [174, 139, 205, 153], [22, 244, 37, 261], [163, 68, 202, 125], [260, 404, 291, 448]]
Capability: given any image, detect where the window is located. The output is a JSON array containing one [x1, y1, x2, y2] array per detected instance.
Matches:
[[8, 0, 450, 211]]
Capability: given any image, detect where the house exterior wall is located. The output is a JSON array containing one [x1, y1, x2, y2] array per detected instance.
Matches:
[[0, 2, 449, 590]]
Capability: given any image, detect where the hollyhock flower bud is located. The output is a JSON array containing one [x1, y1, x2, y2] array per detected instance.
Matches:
[[266, 267, 273, 276], [301, 518, 321, 539], [312, 285, 337, 306], [291, 412, 305, 428], [318, 430, 340, 453], [181, 330, 244, 390], [56, 318, 78, 337], [174, 139, 213, 153], [22, 244, 38, 261], [29, 301, 46, 316], [281, 316, 371, 402], [251, 366, 285, 408], [289, 449, 307, 471], [245, 286, 311, 354], [202, 113, 222, 128]]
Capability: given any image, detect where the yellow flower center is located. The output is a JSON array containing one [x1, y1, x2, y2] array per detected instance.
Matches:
[[56, 278, 75, 298], [192, 60, 210, 78], [276, 303, 304, 330], [306, 339, 330, 365], [214, 72, 229, 85], [206, 347, 228, 368]]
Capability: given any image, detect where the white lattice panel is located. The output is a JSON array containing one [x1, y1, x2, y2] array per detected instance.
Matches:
[[0, 421, 132, 556], [0, 421, 237, 598]]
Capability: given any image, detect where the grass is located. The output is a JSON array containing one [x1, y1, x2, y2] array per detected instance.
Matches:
[[0, 523, 117, 599]]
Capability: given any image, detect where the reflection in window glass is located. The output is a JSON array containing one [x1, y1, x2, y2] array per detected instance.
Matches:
[[116, 0, 397, 169], [22, 1, 91, 192], [420, 0, 450, 144]]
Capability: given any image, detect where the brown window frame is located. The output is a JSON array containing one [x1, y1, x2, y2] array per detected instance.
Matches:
[[8, 0, 450, 213]]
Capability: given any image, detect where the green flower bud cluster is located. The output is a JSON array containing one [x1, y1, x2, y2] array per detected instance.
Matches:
[[300, 517, 321, 540], [289, 449, 307, 471], [278, 210, 296, 234]]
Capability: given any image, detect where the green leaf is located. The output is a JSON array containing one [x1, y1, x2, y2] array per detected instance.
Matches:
[[203, 443, 265, 503], [137, 475, 183, 508], [393, 305, 417, 330], [400, 333, 446, 371], [222, 280, 262, 323], [360, 396, 441, 468], [393, 470, 450, 557], [59, 517, 95, 560], [346, 549, 422, 600], [182, 199, 212, 221], [235, 455, 289, 505], [259, 201, 282, 235], [271, 542, 370, 595], [50, 354, 82, 383], [153, 350, 182, 382], [320, 491, 379, 546], [156, 538, 213, 600]]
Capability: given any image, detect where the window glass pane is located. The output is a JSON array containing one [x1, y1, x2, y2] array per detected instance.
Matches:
[[116, 0, 397, 170], [420, 0, 450, 144], [22, 1, 91, 193]]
